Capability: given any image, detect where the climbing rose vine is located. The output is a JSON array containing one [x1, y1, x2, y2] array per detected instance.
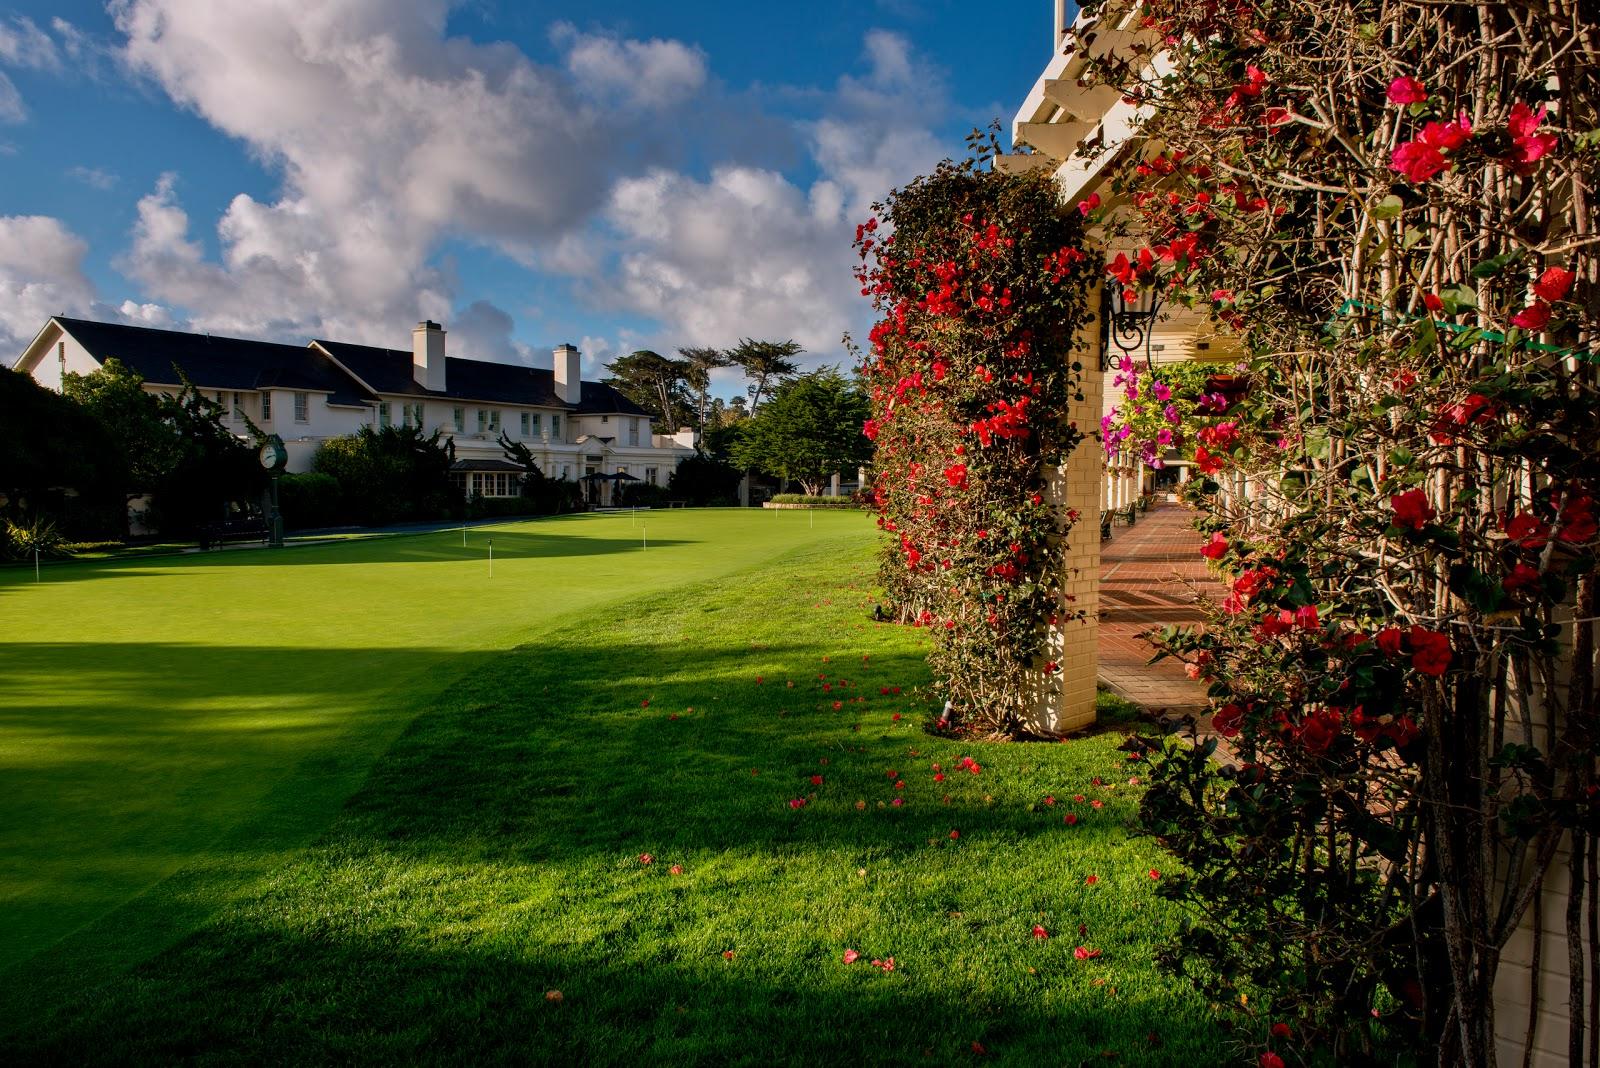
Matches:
[[854, 138, 1097, 735], [1075, 0, 1599, 1063]]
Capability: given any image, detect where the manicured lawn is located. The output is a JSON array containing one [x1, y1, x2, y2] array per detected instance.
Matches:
[[1, 510, 1225, 1063]]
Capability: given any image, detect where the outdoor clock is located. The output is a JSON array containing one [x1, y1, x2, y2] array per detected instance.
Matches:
[[258, 435, 288, 473]]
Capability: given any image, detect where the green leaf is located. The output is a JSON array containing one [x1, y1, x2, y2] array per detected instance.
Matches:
[[1471, 249, 1523, 279], [1369, 195, 1404, 222]]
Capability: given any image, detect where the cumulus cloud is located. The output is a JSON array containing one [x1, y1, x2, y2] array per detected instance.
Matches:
[[0, 215, 98, 354], [580, 30, 948, 366], [106, 0, 713, 348], [553, 23, 707, 111]]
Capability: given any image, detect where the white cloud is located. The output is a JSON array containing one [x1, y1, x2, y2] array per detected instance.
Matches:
[[553, 23, 706, 111], [106, 0, 709, 348], [0, 215, 98, 354], [577, 30, 948, 365], [67, 165, 120, 190], [0, 16, 62, 71], [0, 72, 21, 123]]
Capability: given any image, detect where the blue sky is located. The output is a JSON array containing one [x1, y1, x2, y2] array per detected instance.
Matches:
[[0, 1, 1058, 392]]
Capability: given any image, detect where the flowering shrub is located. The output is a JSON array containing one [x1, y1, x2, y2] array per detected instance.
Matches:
[[1077, 0, 1600, 1062], [1099, 358, 1219, 466], [853, 137, 1097, 735]]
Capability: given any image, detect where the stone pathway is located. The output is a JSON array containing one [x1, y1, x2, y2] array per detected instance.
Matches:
[[1096, 500, 1222, 715]]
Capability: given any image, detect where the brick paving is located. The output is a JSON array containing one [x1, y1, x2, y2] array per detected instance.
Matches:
[[1096, 500, 1223, 714]]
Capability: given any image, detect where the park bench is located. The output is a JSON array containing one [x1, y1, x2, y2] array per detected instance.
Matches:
[[1100, 510, 1114, 540], [199, 516, 269, 550]]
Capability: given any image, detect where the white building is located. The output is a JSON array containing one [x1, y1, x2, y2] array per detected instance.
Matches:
[[12, 317, 694, 502]]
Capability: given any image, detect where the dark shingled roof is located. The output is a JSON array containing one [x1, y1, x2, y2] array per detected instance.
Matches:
[[54, 317, 374, 407], [49, 317, 652, 417], [315, 339, 650, 415]]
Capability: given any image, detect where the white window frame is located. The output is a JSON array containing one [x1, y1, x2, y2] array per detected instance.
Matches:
[[294, 392, 309, 423], [261, 392, 272, 421], [379, 402, 392, 428], [453, 407, 465, 433]]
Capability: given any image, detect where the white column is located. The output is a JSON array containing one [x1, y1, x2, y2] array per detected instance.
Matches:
[[1029, 281, 1105, 735]]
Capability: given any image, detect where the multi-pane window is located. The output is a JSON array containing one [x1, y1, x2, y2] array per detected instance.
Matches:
[[601, 414, 610, 424], [477, 409, 487, 433], [628, 419, 640, 446], [294, 392, 309, 422], [452, 407, 464, 432], [233, 392, 246, 421], [408, 402, 424, 428], [488, 410, 501, 432], [520, 412, 530, 437], [261, 392, 272, 421], [645, 466, 658, 485], [379, 402, 392, 428], [551, 414, 561, 439], [530, 412, 541, 437]]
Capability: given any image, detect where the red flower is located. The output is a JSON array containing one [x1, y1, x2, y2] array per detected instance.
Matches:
[[1148, 869, 1161, 880], [842, 949, 860, 964], [1503, 510, 1551, 549], [1532, 266, 1576, 302], [1077, 193, 1101, 216], [1270, 1022, 1292, 1039], [1387, 76, 1427, 104], [1194, 445, 1224, 475], [950, 829, 961, 840], [1212, 703, 1244, 738], [1390, 489, 1434, 530], [1032, 924, 1049, 939], [1511, 301, 1552, 331], [1375, 627, 1404, 657], [1391, 140, 1448, 183], [1199, 532, 1230, 560], [1073, 945, 1102, 960], [669, 864, 683, 876], [1409, 627, 1453, 676], [1260, 1054, 1285, 1068], [943, 463, 969, 489], [1502, 562, 1541, 593], [1422, 292, 1444, 312], [811, 774, 824, 786], [1421, 111, 1473, 152], [1294, 605, 1320, 630], [1084, 874, 1099, 885], [639, 853, 654, 865], [1506, 101, 1558, 169], [1559, 495, 1598, 544], [1064, 813, 1078, 825]]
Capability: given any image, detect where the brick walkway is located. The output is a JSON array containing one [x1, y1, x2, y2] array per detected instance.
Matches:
[[1096, 501, 1221, 714]]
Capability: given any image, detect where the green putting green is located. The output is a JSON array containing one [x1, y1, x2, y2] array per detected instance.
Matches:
[[0, 509, 863, 980]]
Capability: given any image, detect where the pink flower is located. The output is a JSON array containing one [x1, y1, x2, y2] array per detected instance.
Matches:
[[1421, 111, 1473, 152], [891, 797, 904, 807], [1032, 924, 1049, 939], [788, 797, 807, 809], [842, 949, 861, 964], [638, 853, 654, 865], [1387, 76, 1427, 104], [1077, 193, 1101, 216], [1533, 266, 1576, 302], [1073, 945, 1102, 960], [669, 864, 683, 876]]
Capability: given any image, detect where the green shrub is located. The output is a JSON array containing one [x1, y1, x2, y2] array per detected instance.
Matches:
[[767, 493, 862, 508], [278, 472, 345, 530]]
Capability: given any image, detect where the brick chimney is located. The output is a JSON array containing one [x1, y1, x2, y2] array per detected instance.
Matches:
[[412, 320, 446, 391], [553, 343, 582, 404]]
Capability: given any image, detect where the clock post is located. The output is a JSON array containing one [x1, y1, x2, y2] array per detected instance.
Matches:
[[258, 434, 288, 548]]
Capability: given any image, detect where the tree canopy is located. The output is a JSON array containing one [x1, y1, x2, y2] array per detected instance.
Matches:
[[602, 350, 693, 430], [727, 338, 802, 411], [731, 368, 871, 495]]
